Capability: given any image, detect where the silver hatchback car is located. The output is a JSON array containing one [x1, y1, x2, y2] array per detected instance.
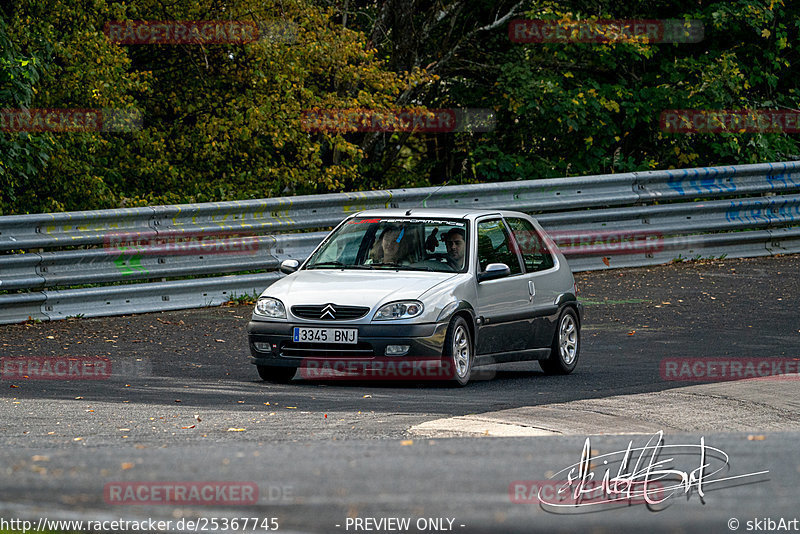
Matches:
[[247, 209, 582, 385]]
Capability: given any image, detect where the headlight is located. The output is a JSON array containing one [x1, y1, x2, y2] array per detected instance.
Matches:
[[373, 301, 424, 321], [255, 297, 286, 318]]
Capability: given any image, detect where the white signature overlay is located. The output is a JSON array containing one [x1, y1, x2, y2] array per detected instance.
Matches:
[[539, 431, 769, 510]]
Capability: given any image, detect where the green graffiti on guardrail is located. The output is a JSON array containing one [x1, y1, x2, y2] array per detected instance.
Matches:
[[113, 254, 147, 276]]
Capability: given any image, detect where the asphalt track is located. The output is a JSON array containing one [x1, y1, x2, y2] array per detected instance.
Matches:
[[0, 254, 798, 532]]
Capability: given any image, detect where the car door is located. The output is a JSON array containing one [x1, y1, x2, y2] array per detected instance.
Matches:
[[474, 217, 530, 356], [504, 215, 562, 350]]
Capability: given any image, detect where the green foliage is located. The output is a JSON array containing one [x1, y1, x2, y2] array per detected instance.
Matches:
[[0, 17, 54, 214], [2, 0, 420, 214], [474, 0, 800, 179], [2, 0, 799, 215]]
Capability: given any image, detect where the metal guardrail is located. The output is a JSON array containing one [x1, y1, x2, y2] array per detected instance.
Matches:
[[1, 161, 799, 324]]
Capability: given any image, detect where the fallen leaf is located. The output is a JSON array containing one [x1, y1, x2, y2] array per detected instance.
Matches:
[[627, 331, 636, 335], [227, 428, 246, 432], [181, 425, 196, 429], [363, 395, 372, 398], [194, 415, 202, 422], [73, 437, 83, 441], [10, 385, 18, 388], [286, 406, 297, 409], [215, 339, 225, 343], [46, 335, 55, 339], [747, 435, 766, 441], [602, 257, 610, 267], [31, 455, 49, 462], [121, 462, 134, 470], [174, 399, 181, 403], [400, 440, 413, 446]]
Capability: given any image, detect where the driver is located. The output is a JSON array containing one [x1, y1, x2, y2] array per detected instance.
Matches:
[[443, 228, 466, 269]]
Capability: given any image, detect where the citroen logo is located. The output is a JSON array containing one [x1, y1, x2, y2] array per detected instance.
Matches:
[[320, 304, 336, 319]]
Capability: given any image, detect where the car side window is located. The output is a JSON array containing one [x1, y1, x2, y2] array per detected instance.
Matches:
[[476, 219, 522, 274], [506, 217, 555, 273]]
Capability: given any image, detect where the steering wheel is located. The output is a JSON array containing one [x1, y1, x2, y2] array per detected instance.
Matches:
[[424, 253, 457, 271]]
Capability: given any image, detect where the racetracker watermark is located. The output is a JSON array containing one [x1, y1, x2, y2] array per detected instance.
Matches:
[[298, 358, 462, 381], [300, 108, 495, 133], [104, 482, 260, 505], [661, 109, 800, 134], [104, 20, 297, 45], [660, 358, 800, 382], [509, 480, 665, 506], [509, 19, 703, 44], [514, 229, 666, 256], [1, 357, 111, 380], [0, 108, 142, 132], [103, 230, 260, 256]]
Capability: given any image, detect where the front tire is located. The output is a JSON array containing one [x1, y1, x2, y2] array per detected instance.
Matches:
[[444, 316, 473, 386], [540, 308, 580, 375], [256, 365, 296, 383]]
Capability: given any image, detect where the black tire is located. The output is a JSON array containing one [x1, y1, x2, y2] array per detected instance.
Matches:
[[256, 365, 296, 383], [540, 307, 580, 375], [443, 315, 473, 386]]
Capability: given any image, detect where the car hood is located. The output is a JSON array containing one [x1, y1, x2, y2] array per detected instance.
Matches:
[[262, 269, 458, 308]]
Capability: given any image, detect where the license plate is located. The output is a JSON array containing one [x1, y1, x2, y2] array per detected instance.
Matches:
[[293, 327, 358, 344]]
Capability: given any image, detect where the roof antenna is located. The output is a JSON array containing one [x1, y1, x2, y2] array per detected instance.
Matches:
[[406, 180, 449, 216]]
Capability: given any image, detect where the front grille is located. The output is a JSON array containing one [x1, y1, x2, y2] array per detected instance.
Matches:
[[280, 341, 375, 359], [291, 304, 370, 321]]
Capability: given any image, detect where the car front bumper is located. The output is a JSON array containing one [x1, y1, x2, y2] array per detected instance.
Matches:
[[247, 320, 450, 369]]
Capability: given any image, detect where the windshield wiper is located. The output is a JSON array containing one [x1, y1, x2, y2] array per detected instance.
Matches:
[[306, 261, 346, 269], [367, 262, 435, 271], [368, 262, 402, 268], [402, 265, 436, 271]]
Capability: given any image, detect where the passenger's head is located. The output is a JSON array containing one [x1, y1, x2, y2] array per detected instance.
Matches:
[[372, 224, 411, 263]]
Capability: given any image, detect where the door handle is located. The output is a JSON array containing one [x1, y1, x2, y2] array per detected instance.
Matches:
[[528, 280, 535, 301]]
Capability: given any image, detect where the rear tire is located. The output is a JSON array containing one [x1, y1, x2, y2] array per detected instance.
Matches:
[[256, 365, 296, 383], [540, 308, 580, 375], [443, 316, 473, 386]]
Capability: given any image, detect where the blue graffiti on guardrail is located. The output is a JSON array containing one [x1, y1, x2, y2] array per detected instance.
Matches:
[[667, 170, 800, 196], [725, 197, 800, 225], [666, 169, 737, 196], [765, 172, 800, 191]]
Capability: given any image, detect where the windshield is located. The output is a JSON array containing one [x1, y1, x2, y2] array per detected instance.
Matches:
[[305, 217, 469, 273]]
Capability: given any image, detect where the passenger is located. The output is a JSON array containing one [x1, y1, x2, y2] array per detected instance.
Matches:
[[368, 225, 414, 265]]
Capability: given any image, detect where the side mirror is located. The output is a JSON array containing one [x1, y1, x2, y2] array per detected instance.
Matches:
[[477, 263, 511, 282], [279, 259, 300, 274]]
